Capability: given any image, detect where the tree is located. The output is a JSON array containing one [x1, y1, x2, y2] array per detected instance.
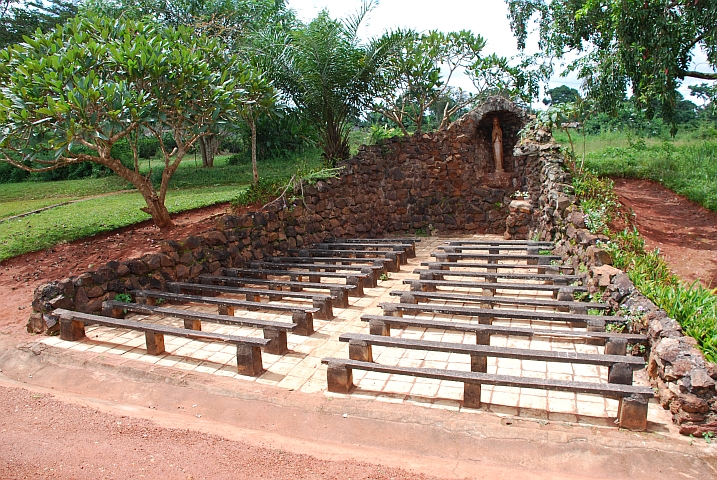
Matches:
[[236, 71, 277, 185], [372, 29, 487, 135], [543, 85, 581, 106], [506, 0, 717, 131], [266, 1, 402, 165], [0, 15, 246, 228], [0, 0, 78, 48]]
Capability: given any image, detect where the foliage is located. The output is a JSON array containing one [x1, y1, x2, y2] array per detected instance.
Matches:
[[506, 0, 717, 132], [264, 1, 404, 165], [0, 0, 78, 48], [0, 15, 248, 228], [543, 85, 580, 106]]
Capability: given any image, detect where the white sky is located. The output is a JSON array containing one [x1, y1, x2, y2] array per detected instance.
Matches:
[[285, 0, 709, 105]]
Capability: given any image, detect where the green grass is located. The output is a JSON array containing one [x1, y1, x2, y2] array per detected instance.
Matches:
[[553, 130, 717, 212], [0, 149, 323, 261]]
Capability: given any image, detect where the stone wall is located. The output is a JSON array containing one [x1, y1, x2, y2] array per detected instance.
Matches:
[[522, 128, 717, 435], [29, 96, 532, 330]]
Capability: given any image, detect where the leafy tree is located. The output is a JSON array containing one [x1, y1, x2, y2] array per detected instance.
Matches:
[[506, 0, 717, 132], [0, 0, 78, 48], [543, 85, 581, 106], [237, 71, 277, 185], [0, 16, 246, 228], [266, 1, 402, 165]]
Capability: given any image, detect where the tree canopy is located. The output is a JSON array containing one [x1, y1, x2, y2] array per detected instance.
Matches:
[[0, 0, 79, 48], [0, 15, 248, 228], [506, 0, 717, 131]]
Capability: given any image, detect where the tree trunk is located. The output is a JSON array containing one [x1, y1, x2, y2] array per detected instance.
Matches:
[[199, 137, 214, 168], [250, 115, 258, 185], [140, 192, 173, 229]]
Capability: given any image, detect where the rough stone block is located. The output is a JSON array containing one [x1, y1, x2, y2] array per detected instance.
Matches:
[[59, 316, 86, 341], [292, 311, 314, 336], [463, 382, 482, 409], [369, 319, 390, 336], [236, 344, 263, 376], [348, 340, 373, 362], [618, 395, 649, 431], [608, 363, 634, 385], [326, 362, 354, 393], [263, 328, 288, 355], [144, 332, 166, 355]]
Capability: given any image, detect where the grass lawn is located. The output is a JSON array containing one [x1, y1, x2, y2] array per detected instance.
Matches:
[[0, 149, 323, 261]]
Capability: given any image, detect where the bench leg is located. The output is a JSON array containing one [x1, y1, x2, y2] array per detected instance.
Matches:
[[102, 306, 125, 319], [470, 354, 487, 373], [330, 287, 349, 308], [348, 339, 373, 362], [385, 254, 400, 272], [382, 304, 402, 317], [608, 363, 634, 385], [618, 395, 649, 431], [236, 344, 263, 376], [263, 328, 289, 355], [605, 337, 628, 356], [59, 316, 85, 341], [369, 319, 390, 336], [363, 268, 378, 288], [527, 247, 539, 265], [308, 274, 321, 283], [137, 296, 157, 306], [400, 293, 418, 304], [218, 305, 235, 316], [555, 287, 572, 302], [326, 362, 354, 393], [183, 319, 202, 331], [346, 276, 364, 297], [292, 311, 314, 336], [145, 332, 165, 355], [586, 318, 607, 346], [463, 382, 482, 409], [313, 298, 334, 320]]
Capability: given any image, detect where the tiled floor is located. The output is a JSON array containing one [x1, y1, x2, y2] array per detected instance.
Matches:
[[41, 235, 666, 428]]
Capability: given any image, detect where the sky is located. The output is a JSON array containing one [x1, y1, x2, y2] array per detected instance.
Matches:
[[285, 0, 708, 105]]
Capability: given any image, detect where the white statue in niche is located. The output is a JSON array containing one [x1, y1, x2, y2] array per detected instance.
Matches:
[[492, 117, 504, 172]]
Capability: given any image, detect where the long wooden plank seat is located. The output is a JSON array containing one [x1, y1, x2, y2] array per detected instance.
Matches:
[[360, 314, 647, 347], [54, 308, 270, 376], [266, 256, 393, 276], [378, 302, 623, 328], [438, 245, 554, 252], [338, 333, 645, 380], [132, 290, 317, 335], [444, 240, 554, 247], [199, 274, 359, 304], [166, 282, 335, 320], [321, 358, 653, 430], [102, 300, 298, 354], [432, 252, 561, 263], [253, 261, 381, 287], [413, 268, 582, 283], [405, 278, 588, 296], [422, 262, 574, 275], [388, 290, 609, 313], [325, 238, 419, 257], [220, 267, 368, 296], [315, 242, 416, 259], [290, 249, 404, 270]]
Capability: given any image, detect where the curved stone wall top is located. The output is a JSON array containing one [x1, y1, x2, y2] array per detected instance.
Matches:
[[448, 96, 530, 135]]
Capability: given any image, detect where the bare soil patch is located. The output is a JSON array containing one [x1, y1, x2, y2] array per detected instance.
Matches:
[[0, 203, 237, 332], [612, 178, 717, 287]]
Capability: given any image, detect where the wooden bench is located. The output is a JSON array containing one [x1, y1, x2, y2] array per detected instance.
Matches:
[[325, 238, 420, 258], [432, 252, 562, 264], [404, 278, 588, 297], [132, 290, 317, 335], [102, 300, 297, 354], [444, 240, 554, 247], [220, 267, 368, 296], [378, 302, 622, 330], [338, 332, 645, 382], [422, 262, 574, 275], [290, 249, 404, 270], [199, 275, 358, 305], [315, 242, 416, 259], [267, 257, 392, 277], [166, 282, 336, 320], [54, 308, 270, 376], [360, 314, 647, 348], [438, 245, 554, 252], [413, 268, 582, 283], [321, 358, 653, 430], [388, 290, 609, 314], [252, 261, 381, 287]]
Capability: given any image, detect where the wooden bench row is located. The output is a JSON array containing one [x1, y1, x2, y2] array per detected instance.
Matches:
[[251, 261, 381, 287], [55, 309, 269, 376], [422, 262, 574, 275], [321, 357, 652, 430], [431, 252, 562, 263], [388, 290, 609, 314], [413, 268, 582, 283], [132, 290, 316, 335], [218, 268, 368, 296], [443, 240, 554, 247], [266, 257, 392, 276], [289, 249, 404, 271], [314, 242, 416, 259], [405, 278, 588, 296], [103, 300, 297, 354]]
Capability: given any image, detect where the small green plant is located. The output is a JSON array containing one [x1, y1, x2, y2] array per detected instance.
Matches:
[[379, 273, 390, 281], [573, 291, 589, 301], [114, 293, 131, 303], [605, 323, 626, 333], [703, 431, 714, 444], [414, 227, 428, 237], [155, 298, 165, 306], [538, 249, 552, 255]]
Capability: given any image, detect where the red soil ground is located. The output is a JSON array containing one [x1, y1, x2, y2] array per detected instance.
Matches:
[[613, 178, 717, 287]]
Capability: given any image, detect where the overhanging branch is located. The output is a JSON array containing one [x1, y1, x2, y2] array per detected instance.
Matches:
[[683, 70, 717, 80]]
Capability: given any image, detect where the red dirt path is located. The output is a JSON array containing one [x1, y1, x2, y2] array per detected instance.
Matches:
[[613, 178, 717, 287]]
